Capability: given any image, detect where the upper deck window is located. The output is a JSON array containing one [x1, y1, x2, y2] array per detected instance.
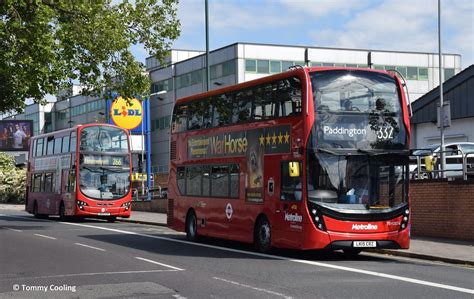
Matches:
[[311, 70, 407, 150], [172, 76, 302, 133], [80, 126, 128, 152]]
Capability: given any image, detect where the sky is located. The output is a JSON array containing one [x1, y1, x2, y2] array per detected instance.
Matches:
[[132, 0, 473, 69]]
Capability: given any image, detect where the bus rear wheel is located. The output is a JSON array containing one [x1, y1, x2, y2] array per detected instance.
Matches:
[[33, 201, 47, 219], [254, 216, 272, 253], [186, 211, 198, 242]]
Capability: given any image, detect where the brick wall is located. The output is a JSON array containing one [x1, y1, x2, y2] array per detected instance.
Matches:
[[131, 199, 167, 213], [410, 179, 474, 241]]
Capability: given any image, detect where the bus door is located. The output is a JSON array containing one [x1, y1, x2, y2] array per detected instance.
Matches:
[[268, 158, 304, 248]]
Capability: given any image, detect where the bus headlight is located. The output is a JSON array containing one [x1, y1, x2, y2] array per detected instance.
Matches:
[[121, 201, 131, 211], [77, 200, 89, 210], [308, 202, 326, 232], [399, 208, 409, 231]]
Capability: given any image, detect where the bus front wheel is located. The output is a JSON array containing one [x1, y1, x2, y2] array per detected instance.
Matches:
[[254, 216, 272, 253], [186, 211, 198, 242]]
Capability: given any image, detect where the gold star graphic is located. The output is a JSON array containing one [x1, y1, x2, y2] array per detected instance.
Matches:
[[266, 133, 271, 145], [284, 132, 290, 143], [278, 132, 283, 144], [259, 134, 265, 146], [272, 132, 277, 145]]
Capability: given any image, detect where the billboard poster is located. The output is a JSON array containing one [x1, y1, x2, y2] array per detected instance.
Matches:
[[187, 125, 291, 202], [0, 120, 33, 151]]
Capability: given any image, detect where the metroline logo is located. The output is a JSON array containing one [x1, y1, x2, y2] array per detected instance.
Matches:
[[352, 224, 378, 230]]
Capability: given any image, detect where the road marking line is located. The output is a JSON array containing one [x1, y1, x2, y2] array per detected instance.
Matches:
[[75, 243, 106, 252], [213, 277, 292, 298], [135, 257, 184, 271], [34, 234, 56, 240], [3, 227, 22, 232], [0, 269, 179, 282], [2, 215, 473, 295], [172, 294, 187, 299]]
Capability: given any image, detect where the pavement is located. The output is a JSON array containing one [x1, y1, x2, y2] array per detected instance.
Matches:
[[1, 204, 472, 266]]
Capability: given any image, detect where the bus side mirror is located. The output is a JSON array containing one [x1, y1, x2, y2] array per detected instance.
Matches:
[[289, 162, 300, 177]]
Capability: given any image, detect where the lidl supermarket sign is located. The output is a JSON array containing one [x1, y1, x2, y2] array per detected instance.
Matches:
[[109, 97, 143, 131]]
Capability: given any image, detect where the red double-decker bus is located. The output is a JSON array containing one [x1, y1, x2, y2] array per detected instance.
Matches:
[[26, 123, 132, 222], [168, 66, 411, 254]]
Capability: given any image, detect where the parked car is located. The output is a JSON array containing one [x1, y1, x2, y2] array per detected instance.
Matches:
[[410, 142, 474, 179]]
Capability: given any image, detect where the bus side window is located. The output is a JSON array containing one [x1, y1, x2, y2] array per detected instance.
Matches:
[[187, 102, 203, 131], [36, 138, 44, 157], [54, 137, 62, 154], [234, 90, 252, 123], [176, 167, 186, 195], [172, 104, 188, 133], [32, 173, 42, 192], [70, 132, 76, 152], [32, 139, 37, 158], [44, 173, 54, 192], [47, 137, 54, 155], [213, 94, 232, 126], [62, 135, 70, 153], [280, 161, 303, 201]]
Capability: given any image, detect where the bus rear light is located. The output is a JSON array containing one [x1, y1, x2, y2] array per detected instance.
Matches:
[[399, 209, 409, 231]]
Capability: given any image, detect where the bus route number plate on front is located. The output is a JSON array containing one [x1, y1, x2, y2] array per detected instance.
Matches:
[[353, 241, 377, 248]]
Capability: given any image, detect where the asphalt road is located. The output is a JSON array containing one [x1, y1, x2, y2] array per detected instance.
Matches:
[[0, 209, 473, 299]]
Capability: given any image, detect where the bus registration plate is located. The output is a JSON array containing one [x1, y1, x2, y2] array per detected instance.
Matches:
[[98, 212, 111, 216], [353, 241, 376, 248]]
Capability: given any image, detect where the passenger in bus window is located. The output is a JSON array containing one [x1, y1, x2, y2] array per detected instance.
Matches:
[[343, 100, 353, 111]]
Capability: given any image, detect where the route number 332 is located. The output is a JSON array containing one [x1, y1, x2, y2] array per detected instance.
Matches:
[[377, 126, 394, 140]]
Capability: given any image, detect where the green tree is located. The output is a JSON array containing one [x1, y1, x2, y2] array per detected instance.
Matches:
[[0, 0, 180, 113], [0, 152, 26, 203]]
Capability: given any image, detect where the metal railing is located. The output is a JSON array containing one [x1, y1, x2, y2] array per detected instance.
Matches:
[[410, 148, 474, 180]]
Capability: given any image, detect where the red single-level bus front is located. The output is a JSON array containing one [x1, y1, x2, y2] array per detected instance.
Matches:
[[168, 66, 411, 254]]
